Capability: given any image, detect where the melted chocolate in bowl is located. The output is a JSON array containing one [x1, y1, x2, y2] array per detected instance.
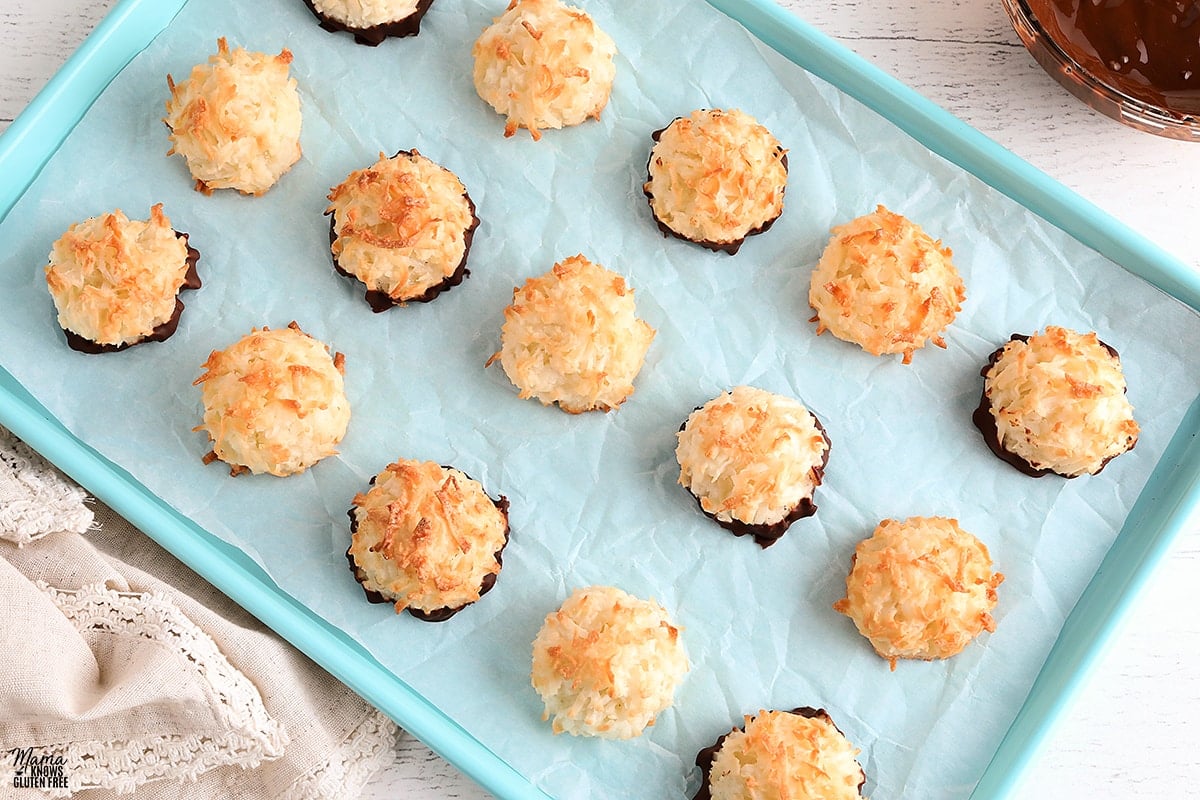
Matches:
[[1006, 0, 1200, 137]]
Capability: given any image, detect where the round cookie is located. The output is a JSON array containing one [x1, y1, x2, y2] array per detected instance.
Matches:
[[531, 586, 688, 739], [326, 150, 479, 312], [490, 255, 655, 413], [472, 0, 617, 140], [833, 516, 1003, 669], [347, 460, 509, 621], [194, 323, 350, 477], [643, 108, 787, 254], [676, 386, 829, 547], [44, 204, 201, 353], [164, 38, 302, 195], [973, 326, 1139, 478], [695, 708, 866, 800], [301, 0, 436, 45], [809, 205, 964, 364]]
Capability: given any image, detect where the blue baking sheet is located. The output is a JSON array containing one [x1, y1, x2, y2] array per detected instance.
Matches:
[[2, 1, 1199, 798]]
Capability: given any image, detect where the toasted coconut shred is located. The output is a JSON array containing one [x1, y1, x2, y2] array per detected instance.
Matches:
[[492, 254, 655, 413], [531, 586, 688, 739], [327, 150, 476, 302], [809, 205, 964, 364], [834, 516, 1003, 669], [984, 326, 1139, 477], [194, 324, 350, 477], [164, 38, 302, 195], [311, 0, 422, 28], [644, 108, 788, 247], [676, 386, 828, 527], [45, 204, 190, 346], [708, 710, 866, 800], [349, 460, 508, 615], [472, 0, 617, 140]]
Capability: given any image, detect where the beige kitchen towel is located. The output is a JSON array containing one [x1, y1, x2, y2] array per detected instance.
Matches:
[[0, 430, 92, 547], [0, 427, 397, 798]]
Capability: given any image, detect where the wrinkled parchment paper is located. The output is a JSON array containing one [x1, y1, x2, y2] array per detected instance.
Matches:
[[1, 0, 1198, 797]]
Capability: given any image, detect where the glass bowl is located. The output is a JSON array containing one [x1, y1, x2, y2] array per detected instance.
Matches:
[[1003, 0, 1200, 141]]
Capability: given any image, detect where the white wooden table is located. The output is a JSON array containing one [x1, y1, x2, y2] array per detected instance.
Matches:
[[3, 1, 1197, 797]]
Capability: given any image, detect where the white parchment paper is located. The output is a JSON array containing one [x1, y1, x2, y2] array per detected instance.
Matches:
[[1, 0, 1199, 797]]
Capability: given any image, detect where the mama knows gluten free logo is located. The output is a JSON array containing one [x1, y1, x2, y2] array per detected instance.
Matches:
[[9, 747, 68, 790]]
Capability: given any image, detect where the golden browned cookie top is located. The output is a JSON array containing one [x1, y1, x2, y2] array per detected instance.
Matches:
[[473, 0, 617, 140], [493, 254, 655, 413], [531, 585, 688, 739], [194, 324, 349, 477], [809, 205, 964, 364], [165, 38, 302, 195], [834, 516, 1003, 669]]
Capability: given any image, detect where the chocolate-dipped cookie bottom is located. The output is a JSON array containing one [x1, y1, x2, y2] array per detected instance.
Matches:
[[301, 0, 436, 46], [693, 707, 866, 800], [63, 231, 201, 354], [972, 334, 1133, 479], [681, 415, 830, 548], [643, 124, 787, 256], [327, 152, 479, 313], [346, 472, 509, 622]]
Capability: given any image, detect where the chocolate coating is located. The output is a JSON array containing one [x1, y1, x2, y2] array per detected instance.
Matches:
[[300, 0, 436, 46], [63, 231, 201, 354], [346, 473, 509, 622], [680, 413, 830, 548], [643, 123, 788, 256], [1023, 0, 1200, 115], [327, 150, 479, 312], [693, 707, 866, 800]]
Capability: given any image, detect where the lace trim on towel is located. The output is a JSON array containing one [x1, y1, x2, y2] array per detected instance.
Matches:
[[0, 428, 93, 546], [31, 582, 289, 796], [281, 708, 398, 800]]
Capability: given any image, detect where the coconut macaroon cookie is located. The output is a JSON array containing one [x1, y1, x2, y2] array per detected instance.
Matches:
[[973, 326, 1140, 478], [490, 255, 655, 413], [326, 150, 479, 312], [676, 386, 830, 548], [833, 516, 1003, 670], [301, 0, 436, 46], [643, 108, 788, 255], [695, 708, 867, 800], [809, 205, 965, 364], [164, 38, 302, 195], [194, 323, 350, 477], [531, 586, 688, 739], [472, 0, 617, 140], [44, 204, 201, 353], [347, 460, 510, 621]]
